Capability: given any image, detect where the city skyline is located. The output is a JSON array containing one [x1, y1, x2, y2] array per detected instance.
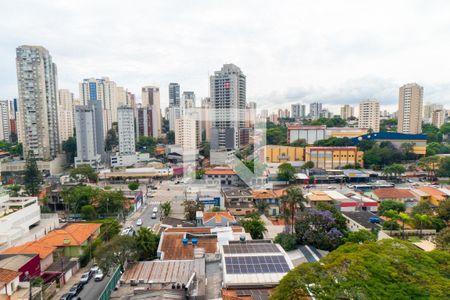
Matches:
[[2, 1, 450, 113]]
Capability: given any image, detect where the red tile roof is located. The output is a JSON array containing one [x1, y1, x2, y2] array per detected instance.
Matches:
[[204, 168, 236, 175], [0, 268, 21, 283], [160, 233, 217, 260], [203, 212, 236, 224], [2, 241, 56, 259], [39, 223, 101, 247], [373, 188, 414, 199]]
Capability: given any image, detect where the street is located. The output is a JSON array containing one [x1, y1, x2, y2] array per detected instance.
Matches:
[[77, 275, 110, 300]]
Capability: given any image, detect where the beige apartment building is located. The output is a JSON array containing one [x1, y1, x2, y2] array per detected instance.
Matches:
[[57, 89, 74, 144], [432, 109, 445, 128], [340, 104, 354, 120], [397, 83, 423, 134], [175, 118, 201, 150], [358, 99, 380, 132], [142, 86, 162, 137]]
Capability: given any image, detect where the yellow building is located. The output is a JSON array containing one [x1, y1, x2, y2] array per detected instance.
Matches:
[[305, 146, 363, 169], [261, 145, 304, 164]]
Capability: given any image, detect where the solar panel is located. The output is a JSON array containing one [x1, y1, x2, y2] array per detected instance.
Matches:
[[225, 255, 290, 274], [223, 243, 280, 254]]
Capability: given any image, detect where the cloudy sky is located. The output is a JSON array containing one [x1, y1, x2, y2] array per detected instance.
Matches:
[[1, 0, 450, 113]]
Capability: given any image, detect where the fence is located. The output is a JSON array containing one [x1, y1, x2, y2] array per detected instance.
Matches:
[[42, 281, 57, 300], [98, 266, 122, 300]]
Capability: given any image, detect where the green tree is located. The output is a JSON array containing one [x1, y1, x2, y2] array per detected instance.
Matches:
[[300, 161, 314, 170], [136, 136, 158, 154], [437, 199, 450, 222], [398, 212, 411, 239], [97, 190, 127, 216], [382, 209, 400, 235], [435, 227, 450, 252], [134, 227, 160, 260], [278, 162, 295, 182], [80, 204, 97, 220], [95, 235, 138, 274], [105, 124, 119, 151], [100, 219, 122, 242], [62, 185, 97, 214], [290, 139, 307, 147], [200, 141, 210, 158], [5, 184, 21, 197], [161, 201, 172, 217], [62, 136, 77, 164], [166, 130, 175, 144], [281, 187, 306, 234], [382, 163, 406, 180], [127, 181, 139, 191], [343, 229, 377, 244], [267, 127, 287, 145], [240, 214, 267, 239], [195, 168, 205, 179], [378, 200, 406, 215], [438, 157, 450, 177], [274, 233, 297, 251], [440, 122, 450, 135], [70, 164, 98, 182], [183, 200, 203, 221], [270, 239, 450, 300], [413, 213, 431, 237], [23, 151, 43, 196], [418, 155, 441, 179]]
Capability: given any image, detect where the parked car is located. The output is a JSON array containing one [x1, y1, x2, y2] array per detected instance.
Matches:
[[69, 283, 83, 295], [80, 271, 91, 284], [136, 218, 143, 226], [327, 186, 336, 189], [95, 269, 105, 281], [60, 293, 75, 300], [151, 212, 157, 219], [90, 264, 100, 274], [152, 207, 158, 213]]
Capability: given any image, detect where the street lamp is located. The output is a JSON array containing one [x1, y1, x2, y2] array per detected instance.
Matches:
[[24, 271, 32, 300]]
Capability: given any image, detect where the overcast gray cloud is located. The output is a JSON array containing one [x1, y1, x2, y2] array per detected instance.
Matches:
[[1, 0, 450, 113]]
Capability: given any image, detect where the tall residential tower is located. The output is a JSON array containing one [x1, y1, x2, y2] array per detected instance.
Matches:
[[358, 99, 380, 132], [397, 83, 423, 134]]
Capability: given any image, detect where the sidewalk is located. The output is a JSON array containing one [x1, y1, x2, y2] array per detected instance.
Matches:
[[52, 264, 91, 299]]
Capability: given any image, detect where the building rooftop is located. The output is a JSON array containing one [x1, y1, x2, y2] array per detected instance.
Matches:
[[372, 188, 414, 199], [202, 212, 236, 224], [305, 190, 332, 202], [417, 186, 449, 200], [222, 288, 272, 300], [0, 254, 35, 271], [1, 241, 56, 259], [0, 268, 21, 283], [159, 233, 217, 260], [39, 223, 101, 247], [342, 211, 383, 229], [205, 168, 236, 176], [222, 188, 253, 197]]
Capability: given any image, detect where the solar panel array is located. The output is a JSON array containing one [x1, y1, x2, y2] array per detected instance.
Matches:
[[223, 243, 280, 254], [225, 256, 290, 274]]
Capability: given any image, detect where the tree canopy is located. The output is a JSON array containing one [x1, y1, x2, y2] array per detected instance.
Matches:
[[278, 163, 296, 182], [70, 164, 98, 182], [239, 214, 267, 239], [23, 151, 42, 196], [271, 239, 450, 300]]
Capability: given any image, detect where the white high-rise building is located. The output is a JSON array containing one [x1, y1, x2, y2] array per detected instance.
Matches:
[[175, 118, 201, 150], [79, 77, 118, 135], [117, 106, 135, 155], [358, 99, 380, 132], [58, 89, 74, 143], [74, 101, 104, 167], [309, 102, 323, 120], [0, 100, 10, 142], [201, 97, 212, 142], [210, 64, 246, 150], [168, 106, 181, 132], [291, 103, 306, 119], [16, 45, 59, 160], [340, 104, 354, 120], [142, 86, 161, 137], [398, 83, 423, 134]]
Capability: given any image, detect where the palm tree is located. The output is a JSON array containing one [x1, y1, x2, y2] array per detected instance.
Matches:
[[281, 187, 306, 234], [398, 212, 411, 240], [414, 214, 431, 238], [383, 209, 399, 236]]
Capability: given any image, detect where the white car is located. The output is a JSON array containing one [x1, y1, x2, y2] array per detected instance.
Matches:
[[327, 186, 336, 189], [94, 270, 105, 281], [90, 264, 99, 274], [80, 272, 91, 284], [152, 207, 158, 213], [136, 219, 143, 226]]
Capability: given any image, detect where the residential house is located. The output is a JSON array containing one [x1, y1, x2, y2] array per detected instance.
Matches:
[[203, 167, 241, 186], [252, 189, 285, 216], [222, 187, 255, 216], [0, 268, 21, 298], [304, 190, 334, 208], [370, 188, 416, 208], [415, 186, 450, 206], [196, 212, 237, 227], [342, 211, 384, 234], [1, 241, 56, 271], [38, 223, 101, 257], [0, 254, 40, 281]]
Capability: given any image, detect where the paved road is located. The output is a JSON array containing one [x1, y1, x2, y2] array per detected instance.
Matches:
[[76, 275, 109, 300]]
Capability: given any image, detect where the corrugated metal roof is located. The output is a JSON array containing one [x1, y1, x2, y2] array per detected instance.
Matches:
[[121, 260, 195, 284]]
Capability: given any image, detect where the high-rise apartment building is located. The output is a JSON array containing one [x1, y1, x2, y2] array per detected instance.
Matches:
[[397, 83, 423, 134], [168, 106, 181, 132], [16, 45, 59, 160], [0, 100, 10, 142], [431, 109, 446, 129], [175, 118, 201, 150], [210, 64, 246, 150], [309, 102, 323, 120], [358, 99, 380, 132], [117, 106, 135, 155], [201, 97, 212, 142], [142, 86, 161, 137], [79, 77, 118, 134], [340, 105, 354, 120], [136, 106, 154, 138], [74, 101, 104, 167], [291, 104, 306, 119], [169, 83, 180, 107], [58, 89, 74, 143], [182, 91, 196, 108]]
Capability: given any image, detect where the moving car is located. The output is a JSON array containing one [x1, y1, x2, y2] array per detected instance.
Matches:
[[80, 271, 91, 284], [136, 218, 143, 226], [151, 212, 157, 219], [95, 269, 105, 281], [152, 207, 158, 213]]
